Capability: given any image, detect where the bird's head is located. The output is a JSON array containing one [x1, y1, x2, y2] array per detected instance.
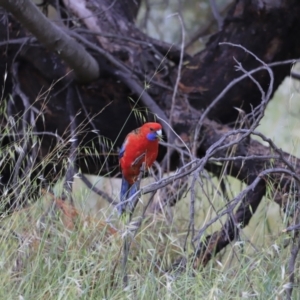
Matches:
[[142, 122, 163, 142]]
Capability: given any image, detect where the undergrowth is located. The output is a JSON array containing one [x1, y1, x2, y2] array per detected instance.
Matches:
[[0, 179, 298, 300], [0, 75, 300, 300]]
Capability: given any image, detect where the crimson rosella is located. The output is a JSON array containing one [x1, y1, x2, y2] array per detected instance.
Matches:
[[118, 122, 162, 215]]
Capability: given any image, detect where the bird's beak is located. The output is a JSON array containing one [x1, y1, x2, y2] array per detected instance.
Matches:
[[156, 129, 163, 141]]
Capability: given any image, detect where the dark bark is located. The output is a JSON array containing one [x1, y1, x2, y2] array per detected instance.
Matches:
[[179, 0, 300, 124], [194, 178, 266, 268]]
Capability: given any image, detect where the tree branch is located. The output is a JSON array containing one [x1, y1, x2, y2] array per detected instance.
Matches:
[[0, 0, 99, 82]]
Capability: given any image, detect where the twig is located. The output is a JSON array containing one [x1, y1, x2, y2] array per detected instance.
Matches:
[[193, 167, 300, 243], [0, 37, 37, 47], [188, 172, 197, 249], [10, 62, 33, 205], [286, 234, 300, 299], [63, 83, 78, 204], [209, 0, 223, 30], [121, 162, 145, 287], [169, 14, 185, 132], [283, 223, 300, 232], [79, 174, 117, 206], [192, 42, 274, 157], [165, 13, 186, 172], [291, 70, 300, 80], [69, 31, 174, 141]]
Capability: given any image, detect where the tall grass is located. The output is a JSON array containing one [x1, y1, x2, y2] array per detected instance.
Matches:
[[0, 200, 297, 299]]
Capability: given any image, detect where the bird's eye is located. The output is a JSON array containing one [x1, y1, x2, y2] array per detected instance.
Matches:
[[149, 127, 154, 131]]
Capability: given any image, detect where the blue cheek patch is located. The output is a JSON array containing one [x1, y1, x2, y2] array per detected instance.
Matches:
[[146, 132, 157, 141]]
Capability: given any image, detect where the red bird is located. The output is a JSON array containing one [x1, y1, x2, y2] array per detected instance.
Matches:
[[119, 122, 162, 214]]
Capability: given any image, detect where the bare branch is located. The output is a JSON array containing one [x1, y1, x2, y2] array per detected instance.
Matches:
[[0, 0, 99, 82], [209, 0, 223, 30], [69, 30, 175, 141], [79, 174, 117, 206], [286, 233, 300, 299], [291, 71, 300, 80]]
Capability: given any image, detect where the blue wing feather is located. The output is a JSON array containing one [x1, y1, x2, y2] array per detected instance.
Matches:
[[119, 143, 126, 159], [119, 176, 138, 215], [119, 176, 131, 214], [120, 176, 131, 202], [119, 135, 129, 159], [127, 182, 138, 213]]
